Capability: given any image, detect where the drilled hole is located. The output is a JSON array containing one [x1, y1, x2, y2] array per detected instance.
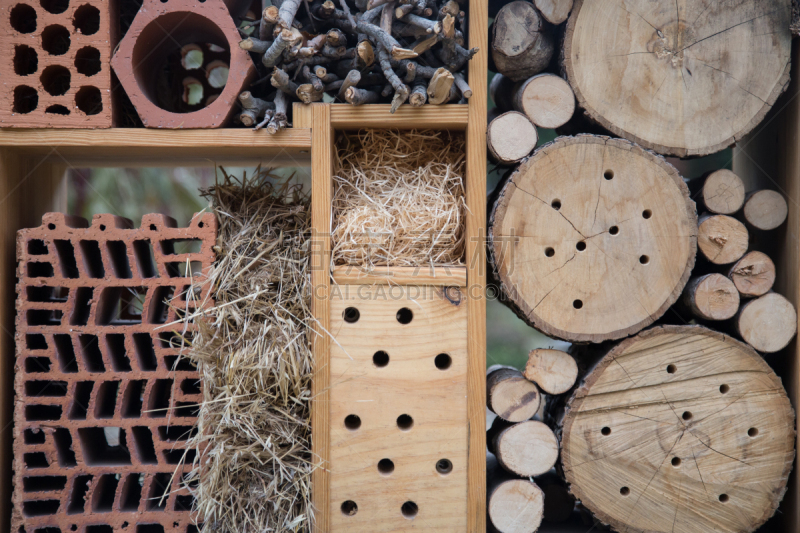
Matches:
[[682, 411, 692, 421], [551, 199, 561, 210], [719, 384, 729, 394], [609, 226, 619, 235], [343, 307, 360, 323], [75, 46, 101, 76], [434, 353, 452, 370], [41, 65, 70, 96], [10, 4, 37, 33], [344, 414, 361, 430], [601, 427, 611, 436], [401, 501, 418, 519], [719, 494, 729, 503], [377, 458, 394, 475], [372, 350, 389, 367], [397, 414, 413, 431], [643, 209, 652, 219], [667, 364, 676, 374], [671, 457, 681, 467], [73, 4, 100, 35], [41, 0, 69, 13], [14, 45, 38, 75], [620, 487, 630, 496], [13, 85, 38, 113], [576, 241, 586, 251], [396, 307, 413, 324], [436, 458, 453, 475], [748, 427, 759, 437], [604, 170, 614, 180], [75, 86, 102, 115], [573, 299, 583, 310], [639, 255, 650, 265], [48, 223, 56, 230], [41, 25, 71, 55], [545, 247, 555, 257], [341, 500, 358, 516]]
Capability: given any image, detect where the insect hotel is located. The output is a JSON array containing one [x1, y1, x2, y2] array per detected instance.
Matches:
[[0, 0, 799, 532]]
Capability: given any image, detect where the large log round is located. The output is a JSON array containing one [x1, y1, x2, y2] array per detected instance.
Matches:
[[563, 0, 792, 157], [488, 135, 697, 343], [561, 326, 796, 533]]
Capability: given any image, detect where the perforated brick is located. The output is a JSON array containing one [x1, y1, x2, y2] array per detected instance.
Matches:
[[12, 212, 216, 533], [0, 0, 115, 127]]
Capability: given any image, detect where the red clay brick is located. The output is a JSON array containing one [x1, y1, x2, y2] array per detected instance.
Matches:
[[13, 212, 216, 533], [0, 0, 115, 127]]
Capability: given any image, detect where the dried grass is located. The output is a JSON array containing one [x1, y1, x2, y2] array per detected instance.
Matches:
[[331, 129, 467, 270], [176, 167, 315, 533]]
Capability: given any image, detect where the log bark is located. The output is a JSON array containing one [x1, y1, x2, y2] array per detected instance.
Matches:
[[486, 365, 542, 422], [690, 169, 746, 215], [491, 1, 554, 81], [488, 135, 697, 343], [736, 292, 798, 353], [698, 214, 749, 265], [488, 417, 559, 477], [728, 251, 776, 298], [533, 0, 572, 24], [487, 111, 537, 165], [743, 190, 789, 230], [560, 325, 796, 533], [489, 73, 515, 112], [682, 273, 739, 321], [487, 452, 545, 533], [563, 0, 793, 157], [512, 73, 575, 129], [523, 348, 578, 395]]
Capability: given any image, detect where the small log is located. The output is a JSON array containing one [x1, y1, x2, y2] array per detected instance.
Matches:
[[238, 91, 273, 127], [452, 72, 471, 98], [180, 43, 204, 70], [491, 1, 554, 81], [409, 79, 427, 106], [489, 72, 516, 112], [523, 348, 578, 395], [533, 0, 572, 24], [743, 190, 789, 230], [427, 67, 454, 104], [488, 418, 559, 477], [728, 251, 776, 298], [737, 292, 798, 353], [513, 74, 575, 129], [698, 214, 749, 265], [345, 86, 380, 105], [356, 39, 375, 67], [239, 37, 271, 54], [206, 60, 229, 89], [260, 5, 279, 40], [682, 273, 740, 321], [486, 365, 542, 422], [266, 90, 288, 134], [692, 169, 746, 215], [487, 112, 537, 165], [487, 452, 545, 533], [337, 69, 361, 101]]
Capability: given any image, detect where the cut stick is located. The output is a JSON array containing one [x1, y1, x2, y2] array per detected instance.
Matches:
[[513, 74, 575, 129], [694, 169, 746, 215], [487, 365, 542, 422], [533, 0, 573, 24], [728, 251, 776, 298], [524, 348, 578, 395], [427, 67, 454, 104], [682, 273, 740, 321], [736, 292, 798, 353], [743, 190, 789, 230], [487, 112, 537, 165], [488, 418, 559, 477], [697, 214, 749, 265], [491, 1, 554, 81], [487, 452, 545, 533]]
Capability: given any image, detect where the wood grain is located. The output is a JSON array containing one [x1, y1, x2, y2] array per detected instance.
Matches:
[[332, 266, 467, 286], [329, 104, 469, 129]]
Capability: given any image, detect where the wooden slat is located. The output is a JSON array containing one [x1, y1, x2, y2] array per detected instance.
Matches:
[[332, 266, 467, 287], [330, 104, 469, 130], [309, 103, 333, 533]]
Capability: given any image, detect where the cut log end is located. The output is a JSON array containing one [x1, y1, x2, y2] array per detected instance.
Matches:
[[524, 348, 578, 395], [487, 367, 542, 422], [514, 74, 576, 129], [534, 0, 573, 24], [683, 273, 740, 321], [487, 112, 538, 165], [737, 292, 798, 353], [493, 420, 559, 477], [728, 251, 776, 298], [488, 479, 544, 533], [492, 1, 554, 81], [701, 169, 746, 215], [744, 190, 789, 230], [698, 214, 749, 265]]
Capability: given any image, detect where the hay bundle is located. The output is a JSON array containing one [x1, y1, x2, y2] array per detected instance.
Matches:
[[178, 169, 314, 533], [331, 129, 467, 270]]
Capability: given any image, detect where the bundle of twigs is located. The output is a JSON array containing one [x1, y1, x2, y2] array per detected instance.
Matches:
[[236, 0, 477, 131], [177, 168, 315, 533], [331, 129, 466, 269]]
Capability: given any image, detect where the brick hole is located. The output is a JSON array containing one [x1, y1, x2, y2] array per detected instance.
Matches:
[[161, 239, 201, 255], [14, 45, 38, 75], [87, 526, 113, 533], [27, 309, 63, 326], [174, 402, 198, 418], [69, 287, 92, 325], [23, 475, 67, 492], [79, 240, 105, 278], [147, 379, 173, 418], [69, 381, 93, 419], [13, 85, 38, 113], [26, 357, 52, 373], [24, 428, 46, 444], [180, 378, 200, 395], [134, 333, 158, 371], [40, 65, 71, 96], [133, 240, 158, 278], [25, 404, 62, 421], [94, 380, 120, 418], [78, 427, 131, 466], [53, 334, 78, 372], [158, 425, 196, 441], [28, 239, 48, 255], [75, 86, 102, 115], [25, 380, 67, 397], [175, 494, 194, 511], [121, 380, 146, 417], [74, 46, 101, 77], [40, 0, 69, 14], [27, 262, 54, 278], [24, 452, 49, 468], [91, 473, 119, 512], [27, 287, 67, 304], [26, 334, 48, 349], [120, 473, 143, 511], [97, 287, 146, 325], [106, 333, 132, 371], [78, 334, 105, 372], [186, 525, 200, 533], [54, 240, 80, 278], [53, 427, 77, 466], [137, 525, 165, 533], [42, 25, 71, 55], [132, 427, 158, 464], [147, 473, 171, 511], [67, 474, 92, 514], [166, 261, 202, 278], [10, 4, 37, 33], [106, 241, 132, 278], [45, 104, 70, 115], [34, 527, 61, 533], [22, 499, 60, 517], [149, 286, 175, 324], [163, 447, 195, 464], [72, 4, 99, 34]]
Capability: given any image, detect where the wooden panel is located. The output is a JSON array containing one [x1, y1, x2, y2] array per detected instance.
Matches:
[[332, 266, 467, 286], [329, 285, 468, 531], [330, 104, 469, 130]]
